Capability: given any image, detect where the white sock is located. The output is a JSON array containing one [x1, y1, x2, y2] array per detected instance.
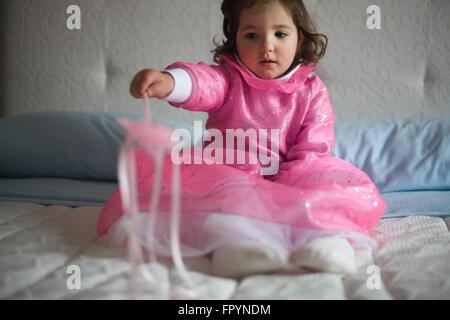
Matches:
[[211, 241, 289, 279], [291, 237, 357, 274]]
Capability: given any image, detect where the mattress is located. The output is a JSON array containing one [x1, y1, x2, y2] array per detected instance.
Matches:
[[1, 198, 449, 300]]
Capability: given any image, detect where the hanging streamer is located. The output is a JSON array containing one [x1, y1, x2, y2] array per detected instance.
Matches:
[[117, 93, 200, 299]]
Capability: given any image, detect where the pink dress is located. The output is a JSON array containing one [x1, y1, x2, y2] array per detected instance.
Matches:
[[97, 54, 386, 256]]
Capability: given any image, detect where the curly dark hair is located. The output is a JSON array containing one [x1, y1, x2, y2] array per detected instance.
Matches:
[[212, 0, 328, 67]]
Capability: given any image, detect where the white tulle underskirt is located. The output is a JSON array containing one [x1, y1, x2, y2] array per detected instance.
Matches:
[[107, 211, 378, 257]]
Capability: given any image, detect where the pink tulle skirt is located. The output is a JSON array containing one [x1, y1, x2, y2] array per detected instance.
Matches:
[[97, 148, 386, 255]]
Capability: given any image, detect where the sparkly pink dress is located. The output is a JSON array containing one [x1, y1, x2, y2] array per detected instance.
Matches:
[[97, 54, 386, 255]]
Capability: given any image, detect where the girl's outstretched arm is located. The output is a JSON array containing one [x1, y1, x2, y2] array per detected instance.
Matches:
[[163, 61, 229, 112]]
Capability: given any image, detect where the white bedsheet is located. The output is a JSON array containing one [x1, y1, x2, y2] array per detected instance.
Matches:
[[0, 201, 449, 300]]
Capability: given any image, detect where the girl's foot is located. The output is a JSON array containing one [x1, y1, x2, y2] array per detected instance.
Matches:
[[211, 241, 289, 279], [291, 237, 357, 274]]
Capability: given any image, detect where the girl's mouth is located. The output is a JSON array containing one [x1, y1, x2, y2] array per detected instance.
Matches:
[[259, 60, 277, 68], [260, 60, 276, 65]]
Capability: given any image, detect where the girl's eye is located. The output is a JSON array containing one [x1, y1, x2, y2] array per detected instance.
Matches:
[[276, 32, 287, 38], [244, 33, 257, 39]]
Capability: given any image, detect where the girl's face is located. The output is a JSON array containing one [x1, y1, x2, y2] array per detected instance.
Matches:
[[236, 1, 299, 80]]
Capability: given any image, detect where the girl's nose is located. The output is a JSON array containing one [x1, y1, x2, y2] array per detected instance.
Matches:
[[260, 37, 274, 52]]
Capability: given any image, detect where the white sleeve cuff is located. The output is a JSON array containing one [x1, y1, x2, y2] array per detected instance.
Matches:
[[162, 68, 192, 104]]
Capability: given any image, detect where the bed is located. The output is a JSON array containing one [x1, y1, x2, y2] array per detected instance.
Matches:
[[1, 0, 449, 300], [0, 200, 449, 300], [0, 113, 449, 300]]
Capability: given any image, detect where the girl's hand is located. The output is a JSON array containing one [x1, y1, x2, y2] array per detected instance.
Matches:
[[129, 69, 175, 99]]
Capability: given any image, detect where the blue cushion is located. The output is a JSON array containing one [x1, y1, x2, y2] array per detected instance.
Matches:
[[0, 178, 118, 207], [333, 117, 450, 193], [0, 111, 195, 181], [381, 191, 450, 219]]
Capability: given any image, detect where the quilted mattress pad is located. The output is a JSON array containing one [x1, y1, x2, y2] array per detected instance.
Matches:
[[0, 201, 449, 300]]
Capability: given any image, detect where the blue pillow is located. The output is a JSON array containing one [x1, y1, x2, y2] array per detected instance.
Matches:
[[333, 117, 450, 193], [2, 112, 449, 192], [0, 111, 195, 181]]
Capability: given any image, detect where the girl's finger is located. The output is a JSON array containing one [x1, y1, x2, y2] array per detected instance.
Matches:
[[148, 81, 167, 99]]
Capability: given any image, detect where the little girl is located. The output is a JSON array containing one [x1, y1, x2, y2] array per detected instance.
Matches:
[[98, 0, 386, 277]]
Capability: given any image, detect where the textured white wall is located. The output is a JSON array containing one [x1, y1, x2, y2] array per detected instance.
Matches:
[[1, 0, 449, 122]]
